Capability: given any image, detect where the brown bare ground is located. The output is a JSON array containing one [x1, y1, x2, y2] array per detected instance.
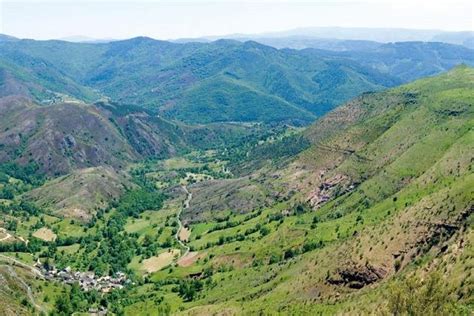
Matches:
[[0, 228, 12, 242], [211, 253, 251, 269], [178, 226, 191, 242], [142, 249, 180, 273], [32, 227, 57, 242], [177, 251, 200, 267]]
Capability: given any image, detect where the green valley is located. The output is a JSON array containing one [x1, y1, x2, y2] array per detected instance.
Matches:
[[0, 60, 472, 315]]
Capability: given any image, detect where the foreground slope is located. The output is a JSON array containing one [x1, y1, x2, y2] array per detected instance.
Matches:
[[169, 66, 473, 314]]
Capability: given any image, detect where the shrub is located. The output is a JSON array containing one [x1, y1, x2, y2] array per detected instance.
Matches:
[[385, 272, 459, 315]]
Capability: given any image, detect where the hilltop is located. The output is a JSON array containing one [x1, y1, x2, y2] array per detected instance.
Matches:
[[1, 37, 472, 124]]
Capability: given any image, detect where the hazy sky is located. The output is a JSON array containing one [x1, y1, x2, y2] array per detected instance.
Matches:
[[1, 0, 473, 40]]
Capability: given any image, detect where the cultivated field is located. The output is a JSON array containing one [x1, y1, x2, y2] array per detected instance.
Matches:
[[32, 227, 57, 242], [177, 251, 200, 267], [142, 249, 180, 273]]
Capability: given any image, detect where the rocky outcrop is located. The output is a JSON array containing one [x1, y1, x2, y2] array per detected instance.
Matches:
[[307, 173, 354, 208], [326, 262, 387, 289]]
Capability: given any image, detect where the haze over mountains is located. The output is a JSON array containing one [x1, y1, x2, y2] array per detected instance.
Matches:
[[8, 27, 472, 49], [204, 27, 474, 49]]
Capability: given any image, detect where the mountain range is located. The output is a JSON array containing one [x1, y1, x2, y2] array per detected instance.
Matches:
[[201, 27, 474, 49], [1, 35, 473, 124]]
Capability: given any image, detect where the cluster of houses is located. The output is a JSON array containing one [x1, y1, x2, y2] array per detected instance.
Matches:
[[35, 261, 128, 293]]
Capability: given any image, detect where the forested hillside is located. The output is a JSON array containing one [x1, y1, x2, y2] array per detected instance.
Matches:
[[1, 37, 473, 123]]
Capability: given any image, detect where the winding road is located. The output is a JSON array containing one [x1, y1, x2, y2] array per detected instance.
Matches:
[[174, 185, 192, 261], [0, 229, 12, 242]]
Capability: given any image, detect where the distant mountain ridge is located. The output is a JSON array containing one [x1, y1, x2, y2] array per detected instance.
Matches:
[[0, 37, 395, 123], [303, 41, 474, 82], [0, 35, 473, 125], [200, 27, 474, 49], [0, 34, 18, 42]]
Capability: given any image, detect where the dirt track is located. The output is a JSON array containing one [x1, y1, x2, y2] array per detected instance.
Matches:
[[174, 186, 192, 261]]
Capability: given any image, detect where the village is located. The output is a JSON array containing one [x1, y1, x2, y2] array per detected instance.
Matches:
[[35, 261, 129, 293]]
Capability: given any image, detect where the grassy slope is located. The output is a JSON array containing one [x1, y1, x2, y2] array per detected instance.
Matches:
[[0, 66, 472, 315], [144, 66, 473, 314], [25, 166, 132, 222], [0, 257, 71, 315]]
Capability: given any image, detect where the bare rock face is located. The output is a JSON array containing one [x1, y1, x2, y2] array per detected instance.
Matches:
[[62, 134, 76, 149], [307, 173, 353, 208], [326, 262, 387, 289]]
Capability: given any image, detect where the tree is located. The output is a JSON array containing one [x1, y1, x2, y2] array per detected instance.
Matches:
[[259, 225, 270, 237], [177, 279, 203, 301], [269, 254, 281, 264], [54, 294, 72, 315], [284, 249, 295, 260], [6, 220, 17, 231]]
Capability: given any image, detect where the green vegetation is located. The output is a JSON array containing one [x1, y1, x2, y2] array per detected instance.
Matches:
[[385, 273, 462, 315], [135, 66, 472, 314], [2, 37, 472, 125], [115, 188, 165, 217], [0, 163, 44, 199], [0, 38, 473, 316]]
